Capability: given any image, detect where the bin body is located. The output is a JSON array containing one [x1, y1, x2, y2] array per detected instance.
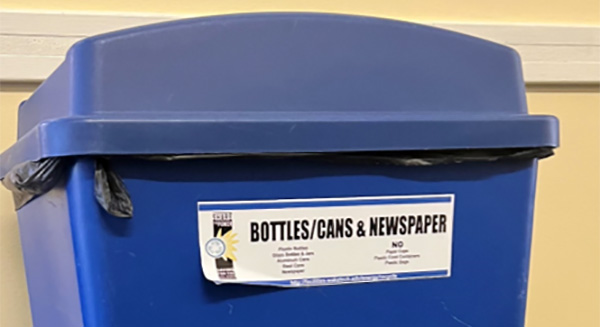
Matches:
[[18, 157, 537, 327], [0, 13, 558, 327]]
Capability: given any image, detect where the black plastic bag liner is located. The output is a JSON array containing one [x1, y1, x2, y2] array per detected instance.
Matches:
[[0, 157, 133, 218], [1, 158, 71, 210], [0, 148, 553, 217], [298, 147, 555, 166], [143, 147, 554, 166], [94, 159, 134, 218]]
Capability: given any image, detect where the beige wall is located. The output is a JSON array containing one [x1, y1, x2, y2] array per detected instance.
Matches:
[[0, 86, 32, 327], [526, 88, 600, 327], [1, 1, 599, 327], [0, 0, 598, 24]]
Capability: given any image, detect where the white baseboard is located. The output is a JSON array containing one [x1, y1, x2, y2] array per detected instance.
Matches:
[[1, 10, 598, 83]]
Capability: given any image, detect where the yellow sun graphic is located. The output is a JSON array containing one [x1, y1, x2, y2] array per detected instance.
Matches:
[[216, 228, 239, 262]]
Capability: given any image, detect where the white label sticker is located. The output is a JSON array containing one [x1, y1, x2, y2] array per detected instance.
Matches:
[[198, 194, 454, 287]]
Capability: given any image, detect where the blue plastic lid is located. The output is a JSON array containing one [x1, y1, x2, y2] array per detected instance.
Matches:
[[0, 13, 558, 176]]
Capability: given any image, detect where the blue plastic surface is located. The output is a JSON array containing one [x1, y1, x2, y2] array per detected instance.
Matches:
[[17, 186, 83, 327], [19, 157, 537, 327], [0, 13, 558, 177]]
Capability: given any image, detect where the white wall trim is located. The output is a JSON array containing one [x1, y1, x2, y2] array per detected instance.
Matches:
[[1, 10, 599, 83]]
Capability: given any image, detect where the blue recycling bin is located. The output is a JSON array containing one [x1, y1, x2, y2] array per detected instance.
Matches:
[[0, 13, 558, 327]]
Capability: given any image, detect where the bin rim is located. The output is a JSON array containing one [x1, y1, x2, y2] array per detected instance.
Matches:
[[0, 114, 558, 178]]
